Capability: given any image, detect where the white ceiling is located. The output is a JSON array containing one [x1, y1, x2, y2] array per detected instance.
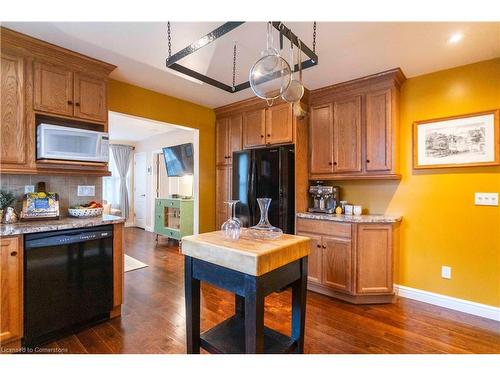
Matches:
[[3, 22, 499, 108], [108, 112, 189, 143]]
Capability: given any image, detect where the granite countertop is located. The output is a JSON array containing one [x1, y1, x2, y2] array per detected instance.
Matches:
[[296, 212, 402, 224], [0, 214, 126, 236]]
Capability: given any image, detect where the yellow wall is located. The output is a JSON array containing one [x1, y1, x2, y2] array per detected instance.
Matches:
[[337, 58, 500, 307], [107, 79, 216, 233]]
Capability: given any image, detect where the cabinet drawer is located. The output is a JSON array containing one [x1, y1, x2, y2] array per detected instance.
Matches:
[[296, 218, 351, 238]]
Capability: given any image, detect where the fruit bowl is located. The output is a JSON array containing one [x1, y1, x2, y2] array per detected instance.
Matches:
[[68, 207, 103, 218]]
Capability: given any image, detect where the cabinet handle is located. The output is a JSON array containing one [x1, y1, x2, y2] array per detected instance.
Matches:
[[333, 162, 337, 166], [75, 102, 80, 107], [316, 244, 321, 248], [328, 162, 333, 166], [322, 245, 326, 249], [267, 134, 271, 137], [366, 159, 370, 163], [67, 100, 73, 105], [10, 251, 17, 256], [260, 135, 264, 138]]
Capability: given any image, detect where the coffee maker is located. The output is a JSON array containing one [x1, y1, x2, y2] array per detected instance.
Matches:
[[308, 182, 340, 214]]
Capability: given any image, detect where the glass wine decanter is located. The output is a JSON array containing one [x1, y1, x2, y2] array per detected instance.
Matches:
[[221, 200, 241, 240], [248, 198, 283, 240]]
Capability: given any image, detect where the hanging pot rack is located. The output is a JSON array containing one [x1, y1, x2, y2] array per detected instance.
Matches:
[[165, 21, 318, 94]]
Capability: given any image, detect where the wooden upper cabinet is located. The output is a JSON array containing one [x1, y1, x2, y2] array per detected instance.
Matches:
[[366, 88, 392, 172], [297, 232, 322, 284], [310, 104, 334, 174], [243, 108, 266, 148], [0, 237, 23, 344], [216, 118, 229, 165], [33, 61, 73, 116], [228, 115, 242, 162], [322, 235, 352, 293], [1, 53, 25, 166], [356, 225, 393, 294], [265, 103, 293, 145], [215, 165, 232, 229], [74, 72, 107, 122], [216, 115, 242, 166], [333, 96, 362, 173]]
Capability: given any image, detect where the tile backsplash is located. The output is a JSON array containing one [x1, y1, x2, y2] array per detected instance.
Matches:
[[0, 175, 102, 213]]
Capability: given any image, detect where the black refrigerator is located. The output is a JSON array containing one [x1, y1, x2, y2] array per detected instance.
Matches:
[[232, 145, 295, 234]]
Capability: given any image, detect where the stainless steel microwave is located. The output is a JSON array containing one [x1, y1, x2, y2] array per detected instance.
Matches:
[[37, 124, 109, 163]]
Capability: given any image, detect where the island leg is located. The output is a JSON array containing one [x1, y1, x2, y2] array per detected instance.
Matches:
[[291, 257, 308, 353], [244, 276, 264, 353], [185, 256, 201, 354], [235, 294, 245, 316]]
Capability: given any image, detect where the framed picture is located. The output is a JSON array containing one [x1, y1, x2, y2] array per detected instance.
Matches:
[[413, 109, 499, 169]]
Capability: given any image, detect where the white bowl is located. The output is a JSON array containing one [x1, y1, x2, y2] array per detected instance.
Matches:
[[68, 207, 103, 218]]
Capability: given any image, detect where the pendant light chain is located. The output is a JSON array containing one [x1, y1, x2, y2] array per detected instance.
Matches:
[[312, 21, 317, 53], [232, 42, 237, 91], [167, 22, 172, 59]]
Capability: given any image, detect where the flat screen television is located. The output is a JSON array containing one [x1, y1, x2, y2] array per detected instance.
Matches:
[[162, 143, 194, 177]]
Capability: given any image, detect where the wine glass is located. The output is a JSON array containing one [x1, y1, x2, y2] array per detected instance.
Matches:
[[221, 200, 241, 240]]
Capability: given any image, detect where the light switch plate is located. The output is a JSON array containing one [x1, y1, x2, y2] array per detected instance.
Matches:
[[24, 185, 35, 194], [77, 185, 95, 197], [475, 192, 498, 206], [441, 266, 452, 279]]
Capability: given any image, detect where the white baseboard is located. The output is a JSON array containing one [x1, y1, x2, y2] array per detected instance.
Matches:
[[395, 284, 500, 321], [124, 221, 135, 227], [144, 226, 153, 232]]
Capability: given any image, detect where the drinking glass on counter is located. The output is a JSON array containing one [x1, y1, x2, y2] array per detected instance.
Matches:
[[221, 200, 241, 240]]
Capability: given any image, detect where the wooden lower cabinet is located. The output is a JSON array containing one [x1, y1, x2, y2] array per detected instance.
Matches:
[[303, 233, 322, 284], [356, 224, 393, 294], [321, 236, 352, 293], [297, 218, 397, 304], [0, 236, 23, 346]]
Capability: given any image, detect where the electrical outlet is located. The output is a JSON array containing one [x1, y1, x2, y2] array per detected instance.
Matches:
[[77, 185, 95, 197], [24, 185, 35, 194], [475, 192, 498, 206], [441, 266, 452, 279]]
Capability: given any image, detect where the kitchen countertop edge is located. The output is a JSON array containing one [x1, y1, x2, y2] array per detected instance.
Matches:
[[296, 212, 402, 224], [0, 214, 126, 236]]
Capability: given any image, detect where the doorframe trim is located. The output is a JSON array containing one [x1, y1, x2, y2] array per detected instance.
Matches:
[[133, 151, 147, 229]]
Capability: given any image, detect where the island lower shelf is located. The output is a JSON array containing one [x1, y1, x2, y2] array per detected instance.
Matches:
[[200, 315, 297, 354]]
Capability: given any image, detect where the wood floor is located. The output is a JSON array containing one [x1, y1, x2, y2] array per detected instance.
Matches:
[[42, 227, 500, 354]]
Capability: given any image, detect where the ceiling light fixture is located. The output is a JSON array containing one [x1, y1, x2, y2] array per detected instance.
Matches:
[[448, 32, 463, 44]]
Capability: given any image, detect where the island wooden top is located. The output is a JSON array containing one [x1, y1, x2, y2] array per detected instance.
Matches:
[[181, 230, 311, 276]]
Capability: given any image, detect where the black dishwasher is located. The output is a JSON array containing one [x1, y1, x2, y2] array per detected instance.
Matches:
[[24, 225, 114, 346]]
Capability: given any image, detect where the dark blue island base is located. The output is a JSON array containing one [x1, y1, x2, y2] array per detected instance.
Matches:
[[184, 256, 308, 354]]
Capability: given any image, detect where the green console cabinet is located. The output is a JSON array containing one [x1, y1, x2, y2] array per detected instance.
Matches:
[[154, 198, 194, 241]]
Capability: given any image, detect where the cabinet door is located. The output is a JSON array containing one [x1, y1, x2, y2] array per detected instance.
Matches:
[[265, 103, 293, 145], [366, 89, 392, 172], [310, 104, 334, 174], [0, 237, 23, 344], [33, 61, 73, 116], [215, 165, 232, 229], [297, 232, 322, 284], [356, 224, 393, 294], [243, 108, 266, 148], [333, 96, 362, 173], [216, 118, 229, 165], [322, 236, 352, 293], [74, 73, 107, 122], [228, 115, 243, 162], [1, 53, 25, 165]]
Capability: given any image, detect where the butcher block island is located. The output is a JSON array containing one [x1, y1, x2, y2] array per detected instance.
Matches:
[[181, 231, 310, 354]]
